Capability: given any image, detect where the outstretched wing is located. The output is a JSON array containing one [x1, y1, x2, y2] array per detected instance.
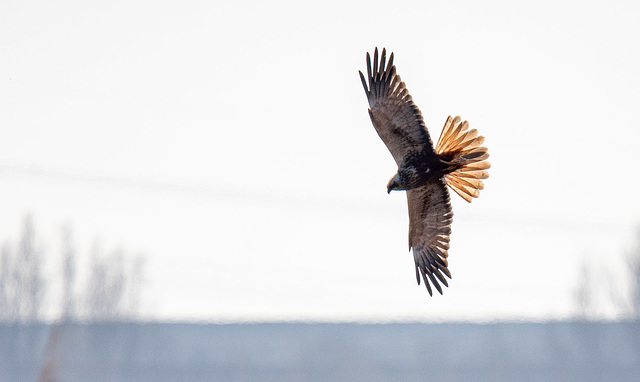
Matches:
[[407, 178, 453, 296], [359, 48, 434, 166]]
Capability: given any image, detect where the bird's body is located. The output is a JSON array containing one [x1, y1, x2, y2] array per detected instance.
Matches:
[[386, 150, 447, 192], [359, 48, 490, 296]]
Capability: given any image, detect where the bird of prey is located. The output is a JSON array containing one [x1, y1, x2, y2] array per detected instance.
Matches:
[[359, 48, 490, 296]]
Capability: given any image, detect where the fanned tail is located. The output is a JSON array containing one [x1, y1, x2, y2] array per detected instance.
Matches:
[[435, 116, 490, 203]]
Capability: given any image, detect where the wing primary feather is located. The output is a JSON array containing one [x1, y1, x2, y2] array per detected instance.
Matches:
[[366, 52, 372, 89], [374, 57, 383, 97], [388, 67, 399, 92], [433, 268, 449, 287], [420, 268, 433, 296], [378, 50, 387, 96], [434, 254, 448, 268], [382, 52, 395, 84], [359, 71, 369, 95], [373, 47, 379, 79], [426, 271, 443, 295]]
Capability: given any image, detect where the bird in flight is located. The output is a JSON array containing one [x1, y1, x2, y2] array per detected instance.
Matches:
[[359, 48, 490, 296]]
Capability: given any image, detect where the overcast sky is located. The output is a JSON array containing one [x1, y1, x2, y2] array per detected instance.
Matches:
[[1, 0, 639, 322]]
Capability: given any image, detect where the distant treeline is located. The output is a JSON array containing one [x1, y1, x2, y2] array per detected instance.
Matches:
[[0, 214, 144, 323]]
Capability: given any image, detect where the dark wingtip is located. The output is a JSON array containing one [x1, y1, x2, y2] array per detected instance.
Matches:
[[420, 268, 433, 296], [425, 282, 433, 296], [373, 47, 379, 75], [380, 48, 387, 74], [430, 274, 443, 295], [358, 70, 368, 93]]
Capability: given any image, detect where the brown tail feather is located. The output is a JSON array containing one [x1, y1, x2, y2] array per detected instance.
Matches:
[[435, 115, 490, 203]]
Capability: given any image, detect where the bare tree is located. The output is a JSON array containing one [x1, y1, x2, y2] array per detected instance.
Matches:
[[0, 215, 46, 322], [0, 215, 146, 323], [0, 243, 15, 321], [574, 258, 597, 320], [83, 243, 144, 321], [60, 224, 76, 321], [17, 215, 45, 321], [574, 230, 640, 321]]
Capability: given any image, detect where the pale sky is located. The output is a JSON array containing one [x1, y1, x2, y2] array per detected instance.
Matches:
[[1, 0, 639, 322]]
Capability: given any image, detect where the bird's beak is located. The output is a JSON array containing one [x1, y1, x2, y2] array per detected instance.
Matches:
[[387, 174, 399, 194]]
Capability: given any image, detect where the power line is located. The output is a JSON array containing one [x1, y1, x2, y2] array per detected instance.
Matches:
[[0, 163, 391, 214], [0, 163, 630, 233]]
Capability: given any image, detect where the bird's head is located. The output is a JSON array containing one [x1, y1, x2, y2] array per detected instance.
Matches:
[[387, 173, 402, 194], [387, 166, 429, 193]]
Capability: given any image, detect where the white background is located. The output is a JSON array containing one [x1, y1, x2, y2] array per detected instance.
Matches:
[[1, 0, 639, 321]]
